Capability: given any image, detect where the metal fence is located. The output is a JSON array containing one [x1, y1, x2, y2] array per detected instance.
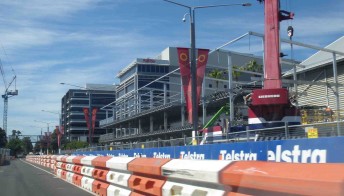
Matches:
[[0, 148, 10, 166], [60, 121, 344, 154]]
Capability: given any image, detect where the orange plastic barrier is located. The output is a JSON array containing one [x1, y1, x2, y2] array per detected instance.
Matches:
[[92, 168, 109, 182], [219, 161, 344, 196], [92, 180, 110, 196], [72, 174, 83, 187], [128, 158, 171, 196], [26, 155, 344, 196]]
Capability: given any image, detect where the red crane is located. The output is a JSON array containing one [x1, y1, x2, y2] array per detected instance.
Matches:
[[248, 0, 300, 129]]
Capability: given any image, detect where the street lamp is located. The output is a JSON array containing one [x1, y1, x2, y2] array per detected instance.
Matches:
[[34, 120, 53, 154], [42, 110, 62, 154], [60, 82, 93, 146], [164, 0, 251, 144]]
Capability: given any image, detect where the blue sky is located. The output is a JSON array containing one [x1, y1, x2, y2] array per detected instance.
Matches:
[[0, 0, 343, 136]]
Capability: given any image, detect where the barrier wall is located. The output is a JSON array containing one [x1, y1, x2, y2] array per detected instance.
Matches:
[[26, 155, 344, 196], [73, 137, 344, 163]]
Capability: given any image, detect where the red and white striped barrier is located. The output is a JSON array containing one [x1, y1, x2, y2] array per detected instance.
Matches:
[[26, 155, 344, 196]]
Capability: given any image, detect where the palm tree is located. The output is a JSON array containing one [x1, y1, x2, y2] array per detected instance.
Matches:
[[245, 60, 263, 76], [208, 69, 225, 90], [232, 65, 244, 81]]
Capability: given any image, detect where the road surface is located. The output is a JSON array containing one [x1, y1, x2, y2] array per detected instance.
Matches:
[[0, 159, 92, 196]]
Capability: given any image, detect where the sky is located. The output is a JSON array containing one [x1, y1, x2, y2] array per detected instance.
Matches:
[[0, 0, 343, 137]]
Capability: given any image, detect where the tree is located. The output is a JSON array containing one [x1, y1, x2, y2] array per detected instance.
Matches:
[[232, 65, 245, 81], [0, 127, 7, 148], [33, 142, 42, 154], [11, 130, 21, 139], [64, 141, 88, 150], [208, 68, 225, 90], [245, 60, 263, 76], [22, 137, 33, 154], [6, 138, 23, 157]]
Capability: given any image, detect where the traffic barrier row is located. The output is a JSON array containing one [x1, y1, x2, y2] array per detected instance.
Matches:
[[26, 155, 57, 170], [26, 155, 344, 196]]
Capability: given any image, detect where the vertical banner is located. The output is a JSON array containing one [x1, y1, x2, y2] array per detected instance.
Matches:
[[91, 108, 98, 138], [177, 47, 192, 123], [196, 49, 209, 107], [83, 107, 90, 141], [55, 126, 61, 148]]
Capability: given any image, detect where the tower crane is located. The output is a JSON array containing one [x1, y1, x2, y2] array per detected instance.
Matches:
[[0, 58, 18, 136]]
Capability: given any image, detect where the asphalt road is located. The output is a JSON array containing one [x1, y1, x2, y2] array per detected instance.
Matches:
[[0, 159, 93, 196]]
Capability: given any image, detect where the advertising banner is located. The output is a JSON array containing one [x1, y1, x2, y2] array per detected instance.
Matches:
[[74, 137, 344, 163]]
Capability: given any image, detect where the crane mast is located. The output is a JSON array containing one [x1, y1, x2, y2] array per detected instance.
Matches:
[[1, 67, 18, 135], [248, 0, 300, 129]]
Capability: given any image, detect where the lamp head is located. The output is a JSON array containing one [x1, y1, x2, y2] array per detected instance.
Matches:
[[182, 17, 186, 22]]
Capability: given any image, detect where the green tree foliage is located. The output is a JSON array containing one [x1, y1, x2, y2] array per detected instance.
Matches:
[[245, 60, 263, 76], [64, 141, 88, 150], [6, 138, 23, 156], [33, 142, 43, 154], [232, 65, 245, 81], [208, 68, 225, 89], [0, 127, 7, 148], [22, 137, 33, 154], [11, 130, 22, 139]]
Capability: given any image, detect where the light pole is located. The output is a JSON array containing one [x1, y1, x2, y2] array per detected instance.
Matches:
[[164, 0, 251, 144], [41, 110, 62, 154], [60, 82, 93, 146], [34, 120, 52, 154], [30, 125, 46, 155]]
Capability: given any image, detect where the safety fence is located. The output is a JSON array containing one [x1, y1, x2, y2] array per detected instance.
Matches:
[[73, 121, 344, 154], [25, 155, 344, 196], [0, 148, 10, 166]]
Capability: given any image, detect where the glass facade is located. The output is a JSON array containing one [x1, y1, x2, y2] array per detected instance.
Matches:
[[61, 88, 116, 142]]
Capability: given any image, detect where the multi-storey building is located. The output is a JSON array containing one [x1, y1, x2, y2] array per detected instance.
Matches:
[[99, 47, 268, 144], [61, 84, 116, 142]]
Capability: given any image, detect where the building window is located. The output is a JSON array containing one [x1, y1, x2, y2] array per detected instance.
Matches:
[[224, 85, 227, 88], [209, 84, 213, 88]]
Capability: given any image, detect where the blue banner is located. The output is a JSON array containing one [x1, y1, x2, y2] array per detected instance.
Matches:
[[73, 136, 344, 163]]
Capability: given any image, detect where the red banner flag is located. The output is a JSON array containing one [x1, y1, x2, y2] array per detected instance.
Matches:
[[196, 49, 209, 106], [55, 126, 61, 148], [178, 47, 209, 124], [83, 107, 90, 141], [177, 47, 192, 120], [83, 108, 90, 129], [91, 108, 98, 138]]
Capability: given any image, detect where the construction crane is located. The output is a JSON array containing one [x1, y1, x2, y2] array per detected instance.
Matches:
[[247, 0, 300, 129], [0, 57, 18, 135]]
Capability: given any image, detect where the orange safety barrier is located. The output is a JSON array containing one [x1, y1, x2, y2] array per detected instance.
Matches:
[[92, 180, 110, 196], [26, 155, 344, 196], [219, 161, 344, 196], [128, 158, 171, 196], [61, 170, 67, 180], [72, 164, 82, 175], [72, 174, 83, 187], [92, 168, 109, 182]]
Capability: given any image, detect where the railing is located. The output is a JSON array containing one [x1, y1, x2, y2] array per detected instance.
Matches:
[[59, 121, 344, 154]]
